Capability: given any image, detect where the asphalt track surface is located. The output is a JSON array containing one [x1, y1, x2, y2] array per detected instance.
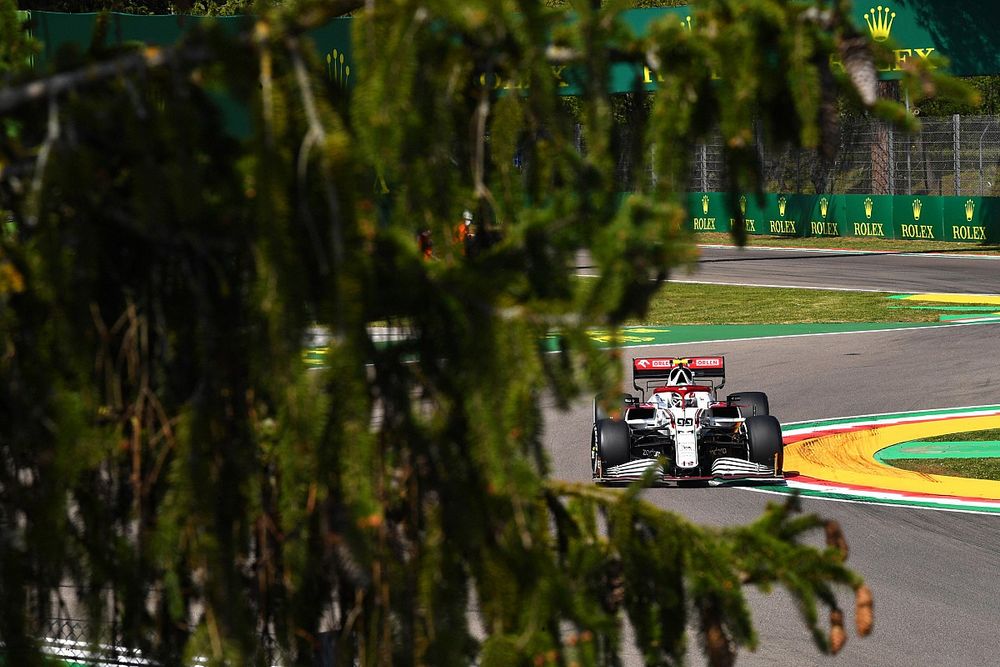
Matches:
[[543, 324, 1000, 664], [679, 245, 1000, 294]]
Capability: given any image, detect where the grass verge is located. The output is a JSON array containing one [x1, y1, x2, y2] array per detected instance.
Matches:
[[886, 458, 1000, 481], [885, 428, 1000, 481], [632, 283, 944, 325], [694, 232, 1000, 255]]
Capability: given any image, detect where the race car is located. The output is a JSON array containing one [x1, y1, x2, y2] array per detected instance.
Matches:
[[591, 356, 784, 486]]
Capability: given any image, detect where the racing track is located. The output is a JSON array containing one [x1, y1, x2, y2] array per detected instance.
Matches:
[[683, 245, 1000, 294], [542, 322, 1000, 666]]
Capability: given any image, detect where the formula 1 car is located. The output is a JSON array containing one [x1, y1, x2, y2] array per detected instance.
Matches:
[[591, 356, 785, 486]]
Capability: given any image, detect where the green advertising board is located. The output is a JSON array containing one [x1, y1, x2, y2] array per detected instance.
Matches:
[[17, 2, 1000, 97], [893, 195, 943, 241], [684, 192, 1000, 243], [688, 192, 731, 234], [801, 194, 843, 238], [941, 196, 991, 242], [22, 11, 352, 86], [842, 194, 892, 239], [19, 11, 352, 136]]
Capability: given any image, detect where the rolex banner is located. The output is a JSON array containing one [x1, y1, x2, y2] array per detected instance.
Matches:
[[18, 2, 1000, 98], [686, 193, 999, 243], [615, 1, 1000, 91], [22, 11, 353, 87]]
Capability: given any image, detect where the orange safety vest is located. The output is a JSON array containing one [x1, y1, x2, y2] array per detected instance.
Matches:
[[454, 222, 469, 245]]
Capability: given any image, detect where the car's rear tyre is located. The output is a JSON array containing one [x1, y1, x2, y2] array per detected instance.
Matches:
[[745, 415, 783, 469], [593, 418, 630, 475], [727, 391, 770, 417]]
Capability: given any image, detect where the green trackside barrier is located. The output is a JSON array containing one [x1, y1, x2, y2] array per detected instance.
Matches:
[[17, 1, 1000, 96], [19, 11, 353, 137], [894, 194, 944, 241], [688, 192, 731, 233], [684, 192, 1000, 242], [24, 11, 353, 78]]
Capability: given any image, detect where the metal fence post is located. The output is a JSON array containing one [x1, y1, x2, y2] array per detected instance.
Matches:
[[906, 130, 912, 195], [700, 143, 708, 192], [888, 124, 895, 195], [979, 119, 992, 196], [650, 143, 657, 189], [953, 113, 961, 195]]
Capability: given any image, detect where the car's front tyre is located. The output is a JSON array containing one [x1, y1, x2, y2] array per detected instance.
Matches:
[[592, 418, 630, 478], [744, 415, 783, 470]]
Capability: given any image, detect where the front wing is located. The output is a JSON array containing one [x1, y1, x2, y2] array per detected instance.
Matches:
[[594, 457, 787, 487]]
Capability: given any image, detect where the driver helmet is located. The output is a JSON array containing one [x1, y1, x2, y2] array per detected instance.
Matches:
[[667, 366, 693, 386]]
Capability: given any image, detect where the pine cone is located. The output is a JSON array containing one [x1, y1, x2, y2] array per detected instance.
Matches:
[[603, 557, 625, 613], [829, 608, 846, 654], [703, 617, 734, 667], [825, 520, 849, 561], [855, 584, 874, 636]]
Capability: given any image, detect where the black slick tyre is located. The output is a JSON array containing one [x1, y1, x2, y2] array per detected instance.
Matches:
[[593, 418, 630, 473], [744, 415, 783, 469], [727, 391, 770, 417]]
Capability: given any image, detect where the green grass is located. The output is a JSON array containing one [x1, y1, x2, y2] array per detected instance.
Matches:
[[694, 232, 1000, 255], [886, 458, 1000, 481], [632, 283, 943, 325], [886, 429, 1000, 481], [918, 428, 1000, 443]]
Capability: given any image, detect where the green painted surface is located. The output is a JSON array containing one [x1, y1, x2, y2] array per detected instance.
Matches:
[[887, 302, 1000, 323], [890, 305, 1000, 312], [875, 442, 1000, 460], [938, 313, 1000, 321]]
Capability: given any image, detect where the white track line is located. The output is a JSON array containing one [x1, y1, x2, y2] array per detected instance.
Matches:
[[697, 243, 1000, 260], [742, 486, 1000, 516], [782, 404, 1000, 427]]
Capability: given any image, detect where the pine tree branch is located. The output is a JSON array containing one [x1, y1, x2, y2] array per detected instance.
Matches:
[[0, 44, 210, 114], [25, 93, 58, 227], [287, 36, 343, 276], [0, 0, 367, 115]]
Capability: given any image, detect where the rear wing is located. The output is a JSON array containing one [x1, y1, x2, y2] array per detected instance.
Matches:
[[632, 356, 726, 397]]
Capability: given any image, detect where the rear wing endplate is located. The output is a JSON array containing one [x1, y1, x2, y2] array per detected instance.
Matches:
[[632, 356, 726, 396]]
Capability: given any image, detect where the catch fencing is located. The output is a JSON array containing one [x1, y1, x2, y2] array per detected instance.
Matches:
[[757, 114, 1000, 198], [614, 114, 1000, 198]]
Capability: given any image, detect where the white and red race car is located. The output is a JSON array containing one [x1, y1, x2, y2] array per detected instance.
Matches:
[[591, 356, 785, 486]]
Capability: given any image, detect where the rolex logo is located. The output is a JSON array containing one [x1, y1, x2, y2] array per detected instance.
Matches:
[[681, 16, 692, 31], [819, 197, 829, 218], [864, 5, 896, 43], [739, 195, 747, 215], [965, 199, 975, 222], [327, 48, 351, 88], [864, 197, 874, 219], [912, 198, 922, 221], [701, 194, 709, 215], [778, 196, 787, 217]]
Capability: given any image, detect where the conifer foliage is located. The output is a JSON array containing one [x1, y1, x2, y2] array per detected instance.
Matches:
[[0, 0, 945, 664]]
